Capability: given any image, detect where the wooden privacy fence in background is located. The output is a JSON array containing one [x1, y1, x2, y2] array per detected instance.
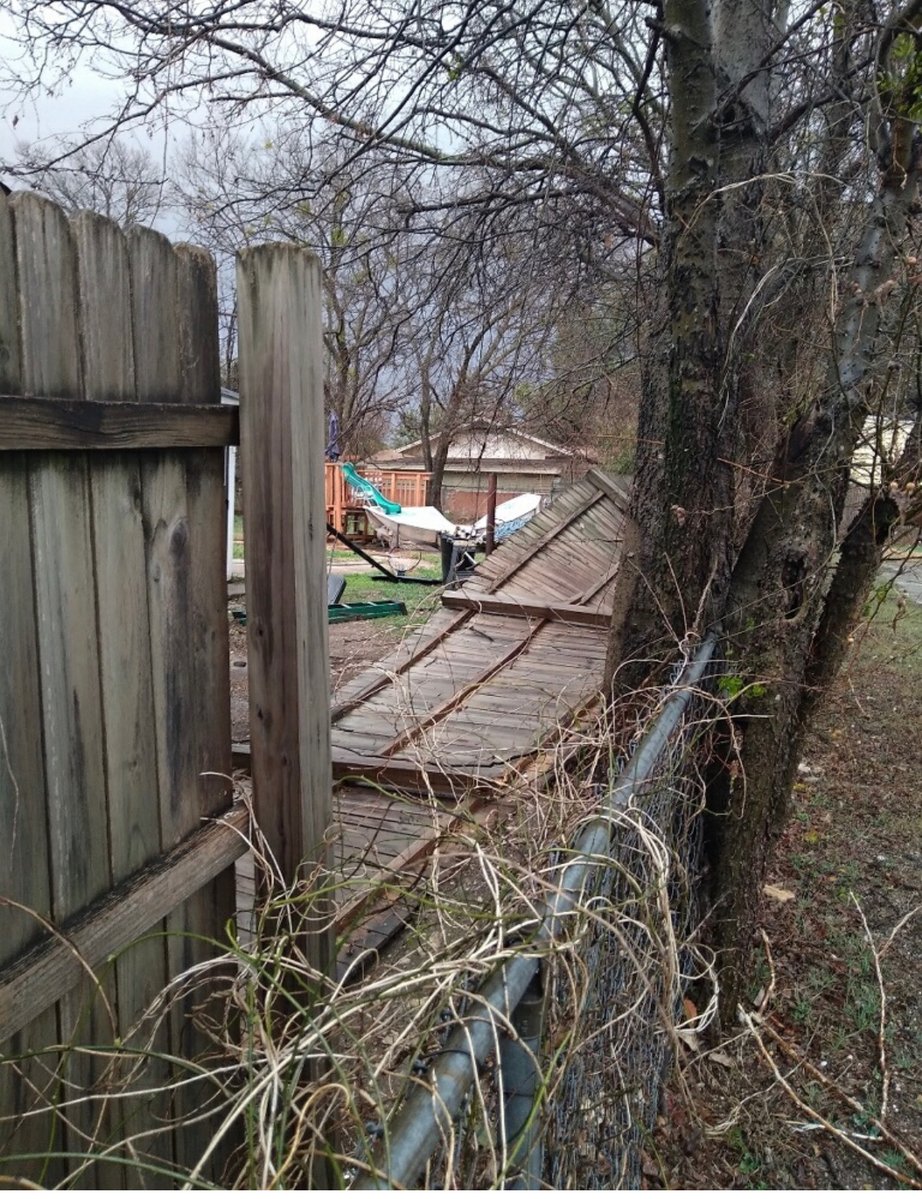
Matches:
[[0, 192, 331, 1185], [361, 467, 429, 509]]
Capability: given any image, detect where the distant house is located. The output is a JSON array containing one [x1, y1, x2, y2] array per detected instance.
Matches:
[[851, 416, 915, 487], [374, 424, 596, 521]]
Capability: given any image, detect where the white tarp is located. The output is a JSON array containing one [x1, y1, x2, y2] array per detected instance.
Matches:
[[364, 505, 459, 547], [472, 492, 542, 531], [365, 492, 542, 547]]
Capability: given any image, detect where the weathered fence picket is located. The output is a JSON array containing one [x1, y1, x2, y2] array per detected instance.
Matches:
[[76, 208, 170, 1178], [0, 192, 241, 1185], [237, 244, 333, 974]]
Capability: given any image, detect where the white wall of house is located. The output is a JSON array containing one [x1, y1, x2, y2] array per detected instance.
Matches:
[[851, 418, 914, 487], [393, 428, 574, 462]]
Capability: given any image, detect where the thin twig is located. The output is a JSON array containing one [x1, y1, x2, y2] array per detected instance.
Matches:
[[740, 1009, 922, 1189], [850, 891, 889, 1118], [880, 902, 922, 958], [757, 927, 776, 1016], [757, 1015, 922, 1177]]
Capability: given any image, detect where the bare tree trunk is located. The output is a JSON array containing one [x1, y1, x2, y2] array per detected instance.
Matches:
[[606, 0, 731, 687], [711, 165, 922, 1017], [606, 0, 922, 1022], [427, 436, 450, 510], [607, 0, 776, 684]]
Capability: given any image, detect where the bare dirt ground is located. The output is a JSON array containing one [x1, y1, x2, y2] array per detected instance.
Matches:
[[651, 584, 922, 1189], [229, 615, 408, 740]]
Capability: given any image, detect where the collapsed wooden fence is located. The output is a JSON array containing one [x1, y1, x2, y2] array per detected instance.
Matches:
[[0, 192, 330, 1185]]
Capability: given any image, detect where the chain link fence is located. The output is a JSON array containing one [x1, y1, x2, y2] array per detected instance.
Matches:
[[543, 668, 717, 1187], [353, 635, 720, 1190]]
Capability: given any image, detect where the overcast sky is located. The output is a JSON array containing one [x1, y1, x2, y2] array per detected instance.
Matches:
[[0, 72, 178, 183], [0, 6, 115, 160], [0, 77, 122, 164], [0, 10, 181, 230], [0, 17, 195, 242]]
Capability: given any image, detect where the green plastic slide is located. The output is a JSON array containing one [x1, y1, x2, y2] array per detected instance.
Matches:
[[340, 462, 402, 515]]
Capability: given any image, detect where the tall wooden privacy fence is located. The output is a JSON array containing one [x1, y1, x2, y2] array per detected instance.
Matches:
[[0, 192, 331, 1185]]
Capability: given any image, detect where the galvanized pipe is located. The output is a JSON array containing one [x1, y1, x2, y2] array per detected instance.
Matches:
[[352, 633, 718, 1189], [354, 954, 541, 1189], [499, 969, 545, 1189]]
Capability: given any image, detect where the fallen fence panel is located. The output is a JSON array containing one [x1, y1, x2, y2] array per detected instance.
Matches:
[[352, 632, 719, 1189]]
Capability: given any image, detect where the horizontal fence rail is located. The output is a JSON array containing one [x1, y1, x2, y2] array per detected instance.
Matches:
[[0, 395, 240, 450], [352, 632, 720, 1190], [0, 803, 250, 1044]]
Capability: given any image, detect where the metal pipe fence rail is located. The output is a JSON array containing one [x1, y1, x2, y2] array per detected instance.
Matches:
[[352, 632, 720, 1190]]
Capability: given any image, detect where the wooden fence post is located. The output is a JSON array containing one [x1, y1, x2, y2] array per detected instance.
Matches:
[[236, 245, 333, 973], [485, 472, 498, 554]]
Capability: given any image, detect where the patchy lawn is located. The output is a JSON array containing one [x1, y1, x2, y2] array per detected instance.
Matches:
[[228, 557, 444, 740], [652, 588, 922, 1189]]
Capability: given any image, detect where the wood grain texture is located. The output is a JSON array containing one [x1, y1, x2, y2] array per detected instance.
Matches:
[[585, 465, 631, 510], [441, 590, 611, 626], [74, 208, 170, 1179], [142, 456, 228, 821], [176, 244, 221, 404], [0, 214, 63, 1175], [14, 187, 113, 1186], [0, 191, 21, 392], [137, 454, 233, 842], [30, 462, 110, 916], [11, 193, 83, 398], [72, 211, 136, 403], [14, 197, 110, 916], [0, 205, 43, 968], [0, 803, 248, 1045], [237, 243, 333, 977], [128, 226, 181, 403], [146, 446, 235, 1143], [137, 236, 232, 1178], [472, 478, 608, 593], [0, 464, 51, 963], [0, 395, 239, 448]]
